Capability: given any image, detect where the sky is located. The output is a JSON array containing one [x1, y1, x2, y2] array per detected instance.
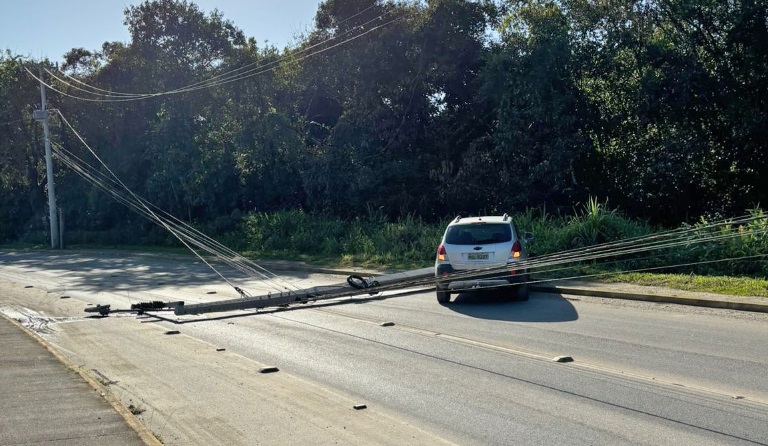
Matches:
[[0, 0, 322, 62]]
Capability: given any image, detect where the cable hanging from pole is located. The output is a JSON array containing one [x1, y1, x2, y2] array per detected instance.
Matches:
[[50, 140, 298, 295], [25, 9, 406, 103], [51, 109, 304, 296], [46, 3, 383, 100]]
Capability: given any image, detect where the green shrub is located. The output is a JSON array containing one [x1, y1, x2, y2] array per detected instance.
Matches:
[[240, 209, 441, 267]]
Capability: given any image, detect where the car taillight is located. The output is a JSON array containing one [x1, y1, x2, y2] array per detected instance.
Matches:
[[437, 244, 448, 262], [511, 240, 522, 258]]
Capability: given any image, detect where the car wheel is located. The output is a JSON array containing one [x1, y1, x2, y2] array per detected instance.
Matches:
[[516, 284, 529, 301], [436, 289, 451, 304]]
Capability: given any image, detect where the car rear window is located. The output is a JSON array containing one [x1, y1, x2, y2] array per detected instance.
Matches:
[[445, 223, 512, 245]]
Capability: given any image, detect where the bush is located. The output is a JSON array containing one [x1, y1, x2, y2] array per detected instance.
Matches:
[[241, 209, 441, 267], [670, 207, 768, 277]]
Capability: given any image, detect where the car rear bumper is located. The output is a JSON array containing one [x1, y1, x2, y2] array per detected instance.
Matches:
[[446, 278, 511, 290], [435, 263, 527, 291]]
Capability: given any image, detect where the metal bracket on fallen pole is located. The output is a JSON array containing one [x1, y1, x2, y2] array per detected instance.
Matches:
[[84, 301, 184, 316]]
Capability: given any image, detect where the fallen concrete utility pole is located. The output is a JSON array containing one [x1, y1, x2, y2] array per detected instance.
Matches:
[[85, 267, 434, 317]]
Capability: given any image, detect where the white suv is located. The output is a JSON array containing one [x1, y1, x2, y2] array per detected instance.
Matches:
[[434, 214, 533, 304]]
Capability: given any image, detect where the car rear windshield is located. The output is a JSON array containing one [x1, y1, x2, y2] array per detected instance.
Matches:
[[445, 223, 512, 245]]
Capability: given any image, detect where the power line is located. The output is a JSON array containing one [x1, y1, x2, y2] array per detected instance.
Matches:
[[150, 3, 387, 95], [52, 109, 304, 295], [167, 14, 407, 95], [32, 7, 405, 103], [46, 69, 147, 98], [51, 140, 299, 295], [46, 4, 380, 98]]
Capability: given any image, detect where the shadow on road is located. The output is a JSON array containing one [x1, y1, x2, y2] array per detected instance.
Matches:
[[446, 290, 578, 322], [0, 250, 319, 293], [1, 251, 579, 324]]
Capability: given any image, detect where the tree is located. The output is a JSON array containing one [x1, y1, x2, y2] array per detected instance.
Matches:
[[298, 0, 495, 217], [449, 1, 590, 213], [0, 54, 50, 242], [567, 0, 768, 223]]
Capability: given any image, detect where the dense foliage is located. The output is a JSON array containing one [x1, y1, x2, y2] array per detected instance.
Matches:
[[1, 0, 767, 245], [172, 205, 768, 278]]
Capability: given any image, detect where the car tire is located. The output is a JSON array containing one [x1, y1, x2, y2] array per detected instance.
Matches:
[[516, 284, 529, 301], [436, 289, 451, 304]]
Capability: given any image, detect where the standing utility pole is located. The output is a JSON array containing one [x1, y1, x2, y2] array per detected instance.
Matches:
[[34, 65, 59, 249]]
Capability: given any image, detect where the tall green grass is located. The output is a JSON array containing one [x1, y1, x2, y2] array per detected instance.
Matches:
[[668, 207, 768, 276], [513, 198, 651, 256], [240, 201, 767, 278], [241, 209, 444, 268]]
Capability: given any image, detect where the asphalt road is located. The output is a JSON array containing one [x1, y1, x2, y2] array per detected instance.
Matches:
[[1, 250, 767, 445]]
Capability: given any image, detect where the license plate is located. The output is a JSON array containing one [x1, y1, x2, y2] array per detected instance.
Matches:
[[467, 252, 489, 260]]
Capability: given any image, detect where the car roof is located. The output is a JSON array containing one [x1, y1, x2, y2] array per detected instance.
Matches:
[[448, 216, 511, 226]]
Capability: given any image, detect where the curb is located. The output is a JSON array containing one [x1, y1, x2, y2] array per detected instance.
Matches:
[[530, 285, 768, 314], [260, 261, 391, 277]]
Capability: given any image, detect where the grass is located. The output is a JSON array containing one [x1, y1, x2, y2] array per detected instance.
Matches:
[[598, 272, 768, 297], [240, 209, 443, 270]]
